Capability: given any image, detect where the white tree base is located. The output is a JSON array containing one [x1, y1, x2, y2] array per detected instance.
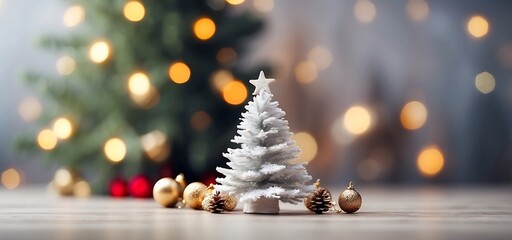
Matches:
[[243, 197, 280, 214]]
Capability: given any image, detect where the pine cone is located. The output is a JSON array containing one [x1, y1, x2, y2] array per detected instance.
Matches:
[[206, 191, 225, 213], [305, 187, 332, 214]]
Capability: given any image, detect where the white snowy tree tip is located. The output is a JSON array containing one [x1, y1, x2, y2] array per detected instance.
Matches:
[[249, 71, 275, 95]]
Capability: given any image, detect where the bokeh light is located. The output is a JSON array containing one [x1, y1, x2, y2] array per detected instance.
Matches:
[[295, 61, 318, 84], [2, 168, 21, 190], [18, 96, 42, 122], [56, 55, 76, 76], [417, 146, 445, 177], [467, 15, 489, 38], [308, 46, 333, 70], [217, 47, 237, 65], [253, 0, 273, 13], [37, 129, 58, 151], [193, 17, 216, 41], [73, 180, 91, 198], [89, 40, 110, 63], [354, 0, 377, 23], [54, 168, 73, 189], [53, 117, 74, 140], [292, 132, 318, 163], [140, 130, 170, 162], [226, 0, 245, 5], [190, 111, 212, 131], [123, 1, 145, 22], [406, 0, 429, 22], [211, 70, 235, 91], [475, 71, 496, 94], [104, 138, 127, 163], [63, 5, 85, 28], [128, 72, 151, 96], [400, 101, 428, 130], [343, 106, 372, 135], [222, 80, 248, 105], [169, 62, 191, 84], [130, 86, 160, 109]]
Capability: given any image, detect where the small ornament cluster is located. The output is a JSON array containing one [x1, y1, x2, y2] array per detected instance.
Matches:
[[152, 175, 237, 213], [304, 180, 362, 214], [50, 168, 91, 198]]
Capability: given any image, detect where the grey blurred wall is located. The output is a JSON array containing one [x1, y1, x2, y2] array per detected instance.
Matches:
[[0, 0, 64, 183]]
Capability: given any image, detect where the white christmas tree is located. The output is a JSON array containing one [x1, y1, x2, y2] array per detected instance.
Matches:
[[216, 71, 314, 214]]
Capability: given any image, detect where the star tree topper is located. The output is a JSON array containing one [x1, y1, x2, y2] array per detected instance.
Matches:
[[249, 71, 275, 95]]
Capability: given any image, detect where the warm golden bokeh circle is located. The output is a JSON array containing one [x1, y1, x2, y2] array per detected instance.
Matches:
[[89, 41, 110, 63], [169, 62, 191, 84], [123, 1, 145, 22], [417, 146, 445, 177], [222, 81, 248, 105], [475, 71, 496, 94], [467, 15, 489, 38], [128, 72, 151, 96], [343, 106, 372, 135], [400, 101, 428, 130], [104, 138, 127, 163], [193, 17, 216, 41], [53, 117, 74, 140], [37, 129, 58, 151]]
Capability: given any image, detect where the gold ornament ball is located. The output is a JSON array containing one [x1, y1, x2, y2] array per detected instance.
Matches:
[[153, 177, 181, 207], [223, 194, 237, 211], [73, 180, 91, 198], [175, 173, 187, 197], [338, 181, 362, 213], [52, 168, 79, 196], [183, 182, 207, 210]]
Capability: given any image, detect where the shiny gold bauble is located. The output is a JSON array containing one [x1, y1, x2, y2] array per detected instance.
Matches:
[[338, 181, 362, 213], [153, 177, 181, 207], [73, 180, 91, 198], [183, 182, 207, 210], [223, 194, 237, 211], [52, 168, 80, 196], [175, 173, 187, 197]]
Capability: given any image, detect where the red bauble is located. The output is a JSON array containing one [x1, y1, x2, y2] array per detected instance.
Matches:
[[109, 178, 128, 198], [129, 175, 153, 198]]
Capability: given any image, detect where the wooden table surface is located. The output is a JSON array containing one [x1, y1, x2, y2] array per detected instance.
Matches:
[[1, 186, 512, 240]]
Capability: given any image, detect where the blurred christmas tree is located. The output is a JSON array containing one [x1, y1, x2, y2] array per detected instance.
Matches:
[[16, 0, 264, 193]]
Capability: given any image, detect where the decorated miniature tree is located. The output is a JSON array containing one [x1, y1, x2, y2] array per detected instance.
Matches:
[[216, 71, 314, 214]]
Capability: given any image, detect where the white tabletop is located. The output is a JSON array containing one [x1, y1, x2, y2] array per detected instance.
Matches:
[[1, 186, 511, 240]]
